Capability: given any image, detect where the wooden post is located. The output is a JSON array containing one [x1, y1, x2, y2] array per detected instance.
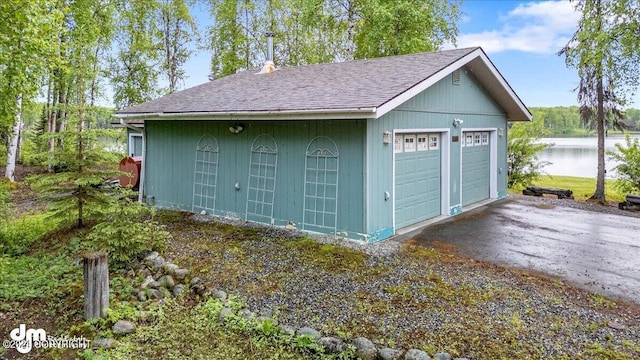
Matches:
[[83, 252, 109, 320]]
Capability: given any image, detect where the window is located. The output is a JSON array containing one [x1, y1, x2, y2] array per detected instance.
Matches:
[[128, 133, 143, 157], [394, 135, 403, 153], [481, 132, 489, 145], [474, 132, 482, 146], [429, 134, 439, 150], [465, 133, 474, 147], [404, 135, 416, 152], [417, 134, 428, 151]]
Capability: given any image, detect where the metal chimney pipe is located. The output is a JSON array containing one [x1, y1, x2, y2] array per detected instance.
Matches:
[[266, 31, 274, 62]]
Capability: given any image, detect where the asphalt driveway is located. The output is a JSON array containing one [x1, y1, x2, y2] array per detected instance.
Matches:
[[411, 197, 640, 302]]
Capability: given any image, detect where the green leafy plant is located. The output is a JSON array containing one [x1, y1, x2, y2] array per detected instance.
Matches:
[[608, 134, 640, 193], [0, 213, 56, 256], [507, 116, 551, 189], [87, 197, 169, 269]]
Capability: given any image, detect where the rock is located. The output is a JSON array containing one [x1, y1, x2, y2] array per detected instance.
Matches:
[[144, 251, 159, 262], [404, 349, 431, 360], [608, 321, 627, 330], [318, 336, 347, 354], [112, 320, 136, 335], [148, 280, 161, 289], [200, 210, 207, 215], [148, 289, 164, 299], [163, 263, 179, 276], [211, 289, 227, 301], [379, 347, 403, 360], [260, 308, 274, 318], [352, 337, 377, 360], [144, 252, 165, 270], [92, 338, 116, 349], [238, 309, 254, 321], [173, 284, 185, 296], [158, 275, 175, 290], [192, 284, 206, 296], [189, 277, 202, 288], [433, 353, 451, 360], [137, 290, 148, 301], [174, 268, 189, 280], [140, 275, 155, 289], [296, 326, 321, 340], [453, 358, 470, 360], [218, 307, 233, 322], [279, 324, 296, 336]]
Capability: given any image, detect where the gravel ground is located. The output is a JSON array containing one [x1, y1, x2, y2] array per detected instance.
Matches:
[[168, 199, 640, 359]]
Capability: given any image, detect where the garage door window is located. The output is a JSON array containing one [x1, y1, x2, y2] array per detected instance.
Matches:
[[474, 132, 482, 145], [417, 134, 428, 151], [482, 133, 489, 145], [394, 135, 403, 153], [429, 134, 439, 150], [404, 135, 416, 152]]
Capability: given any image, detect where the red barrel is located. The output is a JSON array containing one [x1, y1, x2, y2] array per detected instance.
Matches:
[[118, 156, 142, 189]]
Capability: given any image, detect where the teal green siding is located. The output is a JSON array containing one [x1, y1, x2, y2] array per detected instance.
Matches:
[[144, 120, 366, 238], [365, 67, 509, 239]]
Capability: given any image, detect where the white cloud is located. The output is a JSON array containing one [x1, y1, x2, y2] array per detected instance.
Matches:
[[457, 1, 581, 54]]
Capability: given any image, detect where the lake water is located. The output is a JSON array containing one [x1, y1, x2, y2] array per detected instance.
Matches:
[[537, 135, 640, 178]]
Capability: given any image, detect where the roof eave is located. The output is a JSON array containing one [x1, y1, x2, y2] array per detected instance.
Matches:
[[115, 108, 377, 123]]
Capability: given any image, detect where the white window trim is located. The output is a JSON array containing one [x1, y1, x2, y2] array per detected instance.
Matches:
[[128, 132, 143, 157], [429, 134, 439, 150], [394, 135, 403, 153], [417, 134, 428, 151], [403, 135, 416, 152]]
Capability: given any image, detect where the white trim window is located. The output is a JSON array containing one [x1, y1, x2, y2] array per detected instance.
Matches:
[[404, 135, 416, 152], [128, 133, 143, 157], [465, 133, 474, 147], [417, 134, 428, 151], [481, 132, 489, 145], [474, 132, 482, 146], [429, 134, 439, 150], [394, 135, 403, 153]]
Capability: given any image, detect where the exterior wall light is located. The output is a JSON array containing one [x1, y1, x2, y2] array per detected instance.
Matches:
[[498, 127, 504, 137], [453, 118, 463, 127], [383, 131, 392, 144], [229, 124, 244, 134]]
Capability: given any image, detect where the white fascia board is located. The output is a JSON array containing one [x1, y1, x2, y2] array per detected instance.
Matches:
[[115, 108, 377, 122], [375, 49, 485, 119], [374, 48, 532, 122]]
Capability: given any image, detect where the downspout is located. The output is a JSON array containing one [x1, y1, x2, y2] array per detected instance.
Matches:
[[119, 118, 145, 203]]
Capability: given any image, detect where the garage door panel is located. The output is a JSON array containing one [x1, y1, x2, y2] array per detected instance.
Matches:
[[462, 132, 490, 206], [395, 134, 441, 229]]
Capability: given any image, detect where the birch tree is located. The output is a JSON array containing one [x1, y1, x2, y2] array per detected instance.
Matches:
[[559, 0, 640, 202], [0, 0, 61, 181], [160, 0, 198, 93]]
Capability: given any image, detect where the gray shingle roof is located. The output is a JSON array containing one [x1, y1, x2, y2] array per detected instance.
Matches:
[[118, 47, 481, 115]]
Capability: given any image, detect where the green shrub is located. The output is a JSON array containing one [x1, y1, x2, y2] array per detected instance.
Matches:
[[507, 117, 551, 189], [608, 134, 640, 193], [0, 213, 56, 256], [87, 197, 169, 269]]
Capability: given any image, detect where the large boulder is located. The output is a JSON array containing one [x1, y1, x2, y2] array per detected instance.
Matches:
[[352, 337, 377, 360], [112, 320, 136, 335]]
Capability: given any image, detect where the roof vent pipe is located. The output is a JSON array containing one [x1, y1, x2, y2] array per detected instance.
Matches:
[[266, 31, 274, 62], [257, 32, 276, 74]]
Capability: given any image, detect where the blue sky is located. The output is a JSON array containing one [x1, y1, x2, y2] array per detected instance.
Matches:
[[180, 0, 640, 109]]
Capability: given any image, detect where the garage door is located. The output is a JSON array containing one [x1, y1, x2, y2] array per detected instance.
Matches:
[[395, 133, 441, 229], [462, 131, 490, 206]]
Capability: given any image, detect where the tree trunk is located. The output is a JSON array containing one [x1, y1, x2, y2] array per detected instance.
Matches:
[[591, 0, 606, 204], [83, 252, 109, 320], [345, 0, 356, 61], [4, 94, 23, 182]]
